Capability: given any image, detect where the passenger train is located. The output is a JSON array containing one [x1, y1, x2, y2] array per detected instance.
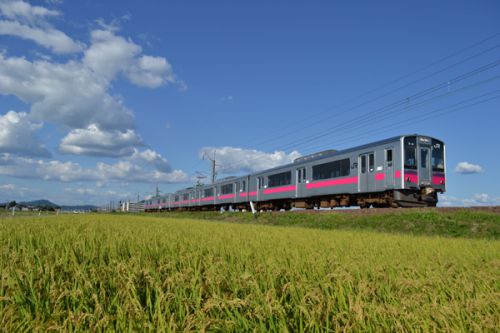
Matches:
[[144, 134, 445, 211]]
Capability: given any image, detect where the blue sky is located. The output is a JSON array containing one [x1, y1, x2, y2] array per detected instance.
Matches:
[[0, 0, 499, 206]]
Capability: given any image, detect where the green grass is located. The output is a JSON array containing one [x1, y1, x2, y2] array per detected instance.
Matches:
[[145, 208, 500, 239], [1, 214, 499, 331]]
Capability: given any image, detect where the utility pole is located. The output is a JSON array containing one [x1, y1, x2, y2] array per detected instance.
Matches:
[[155, 184, 160, 197], [203, 150, 217, 184]]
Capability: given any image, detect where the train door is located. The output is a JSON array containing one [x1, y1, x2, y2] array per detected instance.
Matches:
[[358, 152, 375, 192], [419, 147, 431, 185], [234, 182, 240, 203], [295, 167, 306, 198], [384, 148, 394, 188], [256, 176, 264, 201]]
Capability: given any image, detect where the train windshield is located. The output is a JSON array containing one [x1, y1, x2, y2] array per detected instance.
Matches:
[[432, 139, 445, 172], [404, 136, 417, 169]]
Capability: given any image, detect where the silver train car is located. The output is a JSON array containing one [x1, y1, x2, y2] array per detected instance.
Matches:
[[144, 134, 446, 211]]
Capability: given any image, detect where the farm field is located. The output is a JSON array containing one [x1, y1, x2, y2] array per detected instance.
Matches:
[[1, 213, 499, 332]]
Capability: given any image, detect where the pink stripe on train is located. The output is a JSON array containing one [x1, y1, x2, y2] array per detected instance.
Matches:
[[218, 194, 235, 200], [432, 175, 445, 185], [263, 185, 296, 194], [306, 176, 358, 189]]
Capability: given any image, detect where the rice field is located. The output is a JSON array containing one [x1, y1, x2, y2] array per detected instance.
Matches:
[[0, 214, 498, 332]]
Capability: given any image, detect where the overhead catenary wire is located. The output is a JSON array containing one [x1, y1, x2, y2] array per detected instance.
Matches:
[[200, 33, 500, 175], [216, 60, 500, 173], [301, 90, 500, 154], [269, 58, 500, 152], [246, 35, 500, 150]]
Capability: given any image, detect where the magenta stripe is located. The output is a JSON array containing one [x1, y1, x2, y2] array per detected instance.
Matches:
[[263, 185, 296, 194], [394, 170, 401, 179], [218, 194, 235, 200], [405, 172, 418, 183], [432, 175, 445, 185], [306, 176, 358, 189], [201, 196, 214, 202], [375, 173, 385, 181], [249, 191, 257, 196]]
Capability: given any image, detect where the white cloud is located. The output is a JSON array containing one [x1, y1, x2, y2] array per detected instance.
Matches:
[[0, 110, 50, 157], [199, 146, 301, 174], [0, 54, 135, 131], [439, 193, 500, 207], [84, 29, 176, 87], [219, 95, 233, 102], [130, 148, 171, 172], [0, 0, 59, 21], [59, 124, 143, 157], [0, 183, 15, 190], [0, 153, 188, 183], [0, 0, 82, 54], [0, 20, 82, 53], [455, 161, 484, 174]]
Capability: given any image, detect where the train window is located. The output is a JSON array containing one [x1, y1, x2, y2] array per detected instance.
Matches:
[[421, 149, 429, 168], [183, 193, 189, 201], [268, 171, 292, 187], [235, 182, 240, 192], [242, 181, 246, 191], [174, 195, 179, 202], [386, 149, 393, 162], [258, 176, 264, 189], [204, 188, 213, 197], [431, 139, 445, 172], [221, 184, 233, 194], [302, 168, 306, 181], [297, 169, 302, 183], [313, 158, 350, 180], [404, 136, 417, 169], [361, 156, 366, 173], [369, 154, 374, 172]]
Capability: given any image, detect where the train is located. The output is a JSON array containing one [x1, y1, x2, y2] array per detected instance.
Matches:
[[144, 134, 446, 211]]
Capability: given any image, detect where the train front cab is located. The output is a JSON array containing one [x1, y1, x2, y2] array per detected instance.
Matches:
[[394, 135, 445, 207]]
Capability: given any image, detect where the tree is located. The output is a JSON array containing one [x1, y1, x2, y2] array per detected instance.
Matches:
[[8, 201, 16, 209]]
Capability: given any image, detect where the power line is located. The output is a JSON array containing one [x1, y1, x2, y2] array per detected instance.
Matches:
[[246, 34, 500, 150], [216, 61, 500, 173], [300, 89, 500, 154], [271, 58, 500, 152]]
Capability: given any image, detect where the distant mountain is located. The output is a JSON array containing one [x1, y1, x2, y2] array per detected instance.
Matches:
[[20, 199, 60, 209]]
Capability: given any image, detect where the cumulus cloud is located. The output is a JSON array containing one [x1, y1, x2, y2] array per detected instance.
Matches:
[[0, 0, 82, 53], [0, 183, 15, 190], [0, 0, 59, 21], [0, 110, 50, 157], [455, 162, 484, 174], [0, 54, 135, 130], [199, 146, 301, 174], [0, 24, 182, 157], [0, 153, 188, 183], [84, 29, 176, 87], [130, 148, 171, 172], [59, 124, 143, 157], [439, 193, 500, 207]]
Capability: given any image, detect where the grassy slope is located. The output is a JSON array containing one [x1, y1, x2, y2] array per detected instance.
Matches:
[[1, 214, 499, 331], [144, 208, 500, 239]]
